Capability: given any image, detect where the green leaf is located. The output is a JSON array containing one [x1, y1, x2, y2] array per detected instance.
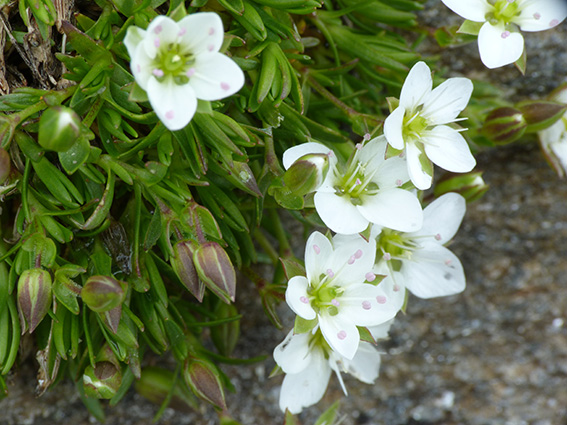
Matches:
[[59, 136, 91, 175], [294, 315, 317, 334], [314, 401, 341, 425]]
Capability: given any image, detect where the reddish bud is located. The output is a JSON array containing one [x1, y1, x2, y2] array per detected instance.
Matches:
[[17, 268, 52, 334], [482, 107, 527, 144], [193, 242, 236, 304], [184, 358, 226, 410], [81, 275, 127, 313], [171, 240, 204, 302]]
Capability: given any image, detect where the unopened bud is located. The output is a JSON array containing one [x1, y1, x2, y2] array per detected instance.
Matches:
[[81, 275, 127, 313], [184, 358, 226, 410], [38, 106, 81, 152], [171, 240, 204, 302], [17, 268, 52, 334], [83, 345, 122, 399], [517, 100, 567, 133], [0, 147, 10, 184], [482, 107, 527, 144], [434, 171, 489, 203], [283, 153, 329, 196], [193, 242, 236, 304]]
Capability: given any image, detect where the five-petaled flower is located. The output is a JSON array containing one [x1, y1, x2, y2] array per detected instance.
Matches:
[[274, 323, 390, 414], [124, 13, 245, 130], [283, 136, 423, 234], [384, 61, 476, 191], [285, 231, 399, 360], [441, 0, 567, 69], [373, 192, 467, 299]]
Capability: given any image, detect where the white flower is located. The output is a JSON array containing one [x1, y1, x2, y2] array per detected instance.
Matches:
[[283, 137, 423, 234], [273, 328, 386, 414], [373, 193, 467, 299], [384, 61, 476, 190], [539, 85, 567, 177], [285, 231, 400, 359], [441, 0, 567, 69], [124, 13, 245, 130]]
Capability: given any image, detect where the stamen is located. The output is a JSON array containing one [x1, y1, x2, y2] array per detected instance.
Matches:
[[300, 296, 309, 304], [178, 28, 187, 36], [383, 252, 391, 261], [365, 272, 376, 282], [331, 299, 340, 307], [165, 110, 175, 120], [362, 300, 371, 310], [313, 244, 321, 254], [337, 330, 347, 340], [221, 82, 231, 91], [186, 68, 196, 77], [153, 69, 164, 77], [326, 269, 334, 278], [376, 295, 387, 304], [354, 249, 363, 259]]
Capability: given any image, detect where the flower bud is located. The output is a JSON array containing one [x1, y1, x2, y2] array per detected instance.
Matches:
[[0, 147, 10, 184], [283, 153, 329, 196], [134, 367, 196, 411], [171, 240, 204, 302], [17, 268, 52, 334], [193, 242, 236, 304], [183, 358, 226, 410], [482, 107, 527, 144], [38, 106, 81, 152], [81, 275, 127, 313], [517, 100, 567, 133], [433, 171, 489, 203], [83, 345, 122, 399]]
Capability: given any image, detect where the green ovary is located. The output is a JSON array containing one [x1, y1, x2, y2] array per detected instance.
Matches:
[[308, 278, 343, 316], [403, 112, 428, 141], [490, 0, 520, 24], [376, 228, 418, 270], [154, 45, 195, 84]]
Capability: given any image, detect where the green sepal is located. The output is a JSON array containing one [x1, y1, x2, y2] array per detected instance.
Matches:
[[357, 326, 376, 344], [279, 257, 305, 280], [385, 143, 403, 159], [457, 20, 483, 35], [294, 315, 317, 334]]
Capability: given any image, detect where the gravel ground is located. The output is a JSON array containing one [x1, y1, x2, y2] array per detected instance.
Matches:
[[2, 2, 567, 424]]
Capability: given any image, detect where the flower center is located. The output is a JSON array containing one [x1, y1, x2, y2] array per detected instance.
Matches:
[[376, 229, 419, 270], [153, 44, 195, 85], [332, 145, 380, 205], [307, 273, 344, 316], [487, 0, 520, 25], [403, 111, 429, 141]]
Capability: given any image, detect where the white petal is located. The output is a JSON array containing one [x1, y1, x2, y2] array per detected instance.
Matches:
[[345, 342, 381, 384], [478, 22, 524, 69], [372, 155, 411, 189], [178, 12, 225, 55], [374, 268, 406, 313], [384, 106, 407, 150], [144, 16, 179, 59], [399, 61, 432, 110], [401, 244, 466, 299], [515, 0, 567, 32], [285, 276, 316, 320], [422, 125, 476, 173], [359, 136, 387, 173], [367, 318, 395, 340], [357, 188, 423, 232], [319, 313, 359, 360], [189, 53, 245, 101], [422, 78, 473, 125], [339, 283, 399, 327], [412, 192, 466, 243], [147, 77, 197, 130], [406, 141, 433, 190], [282, 142, 334, 169], [131, 44, 153, 90], [330, 234, 376, 285], [440, 0, 491, 22], [314, 191, 369, 235], [279, 349, 331, 414], [273, 331, 312, 374], [305, 231, 334, 283], [124, 26, 146, 60]]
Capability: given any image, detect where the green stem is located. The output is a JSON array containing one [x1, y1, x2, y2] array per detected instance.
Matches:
[[268, 209, 292, 258], [253, 228, 279, 265]]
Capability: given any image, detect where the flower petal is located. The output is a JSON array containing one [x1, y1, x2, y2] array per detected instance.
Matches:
[[147, 77, 197, 130], [282, 142, 334, 170], [339, 283, 399, 327], [401, 244, 466, 298], [305, 232, 334, 283], [190, 53, 245, 100], [330, 234, 376, 285], [273, 331, 312, 374], [372, 155, 410, 189], [421, 78, 473, 125], [144, 16, 179, 59], [131, 43, 153, 91], [399, 61, 432, 110], [124, 26, 146, 60], [406, 141, 433, 190], [314, 191, 369, 235], [440, 0, 491, 22], [478, 22, 524, 69], [279, 348, 331, 414], [384, 106, 407, 150], [285, 276, 316, 320], [422, 125, 476, 173], [357, 188, 423, 232], [411, 192, 466, 243], [344, 342, 381, 384], [367, 318, 394, 340], [178, 12, 225, 55], [319, 313, 359, 360], [515, 0, 567, 32]]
